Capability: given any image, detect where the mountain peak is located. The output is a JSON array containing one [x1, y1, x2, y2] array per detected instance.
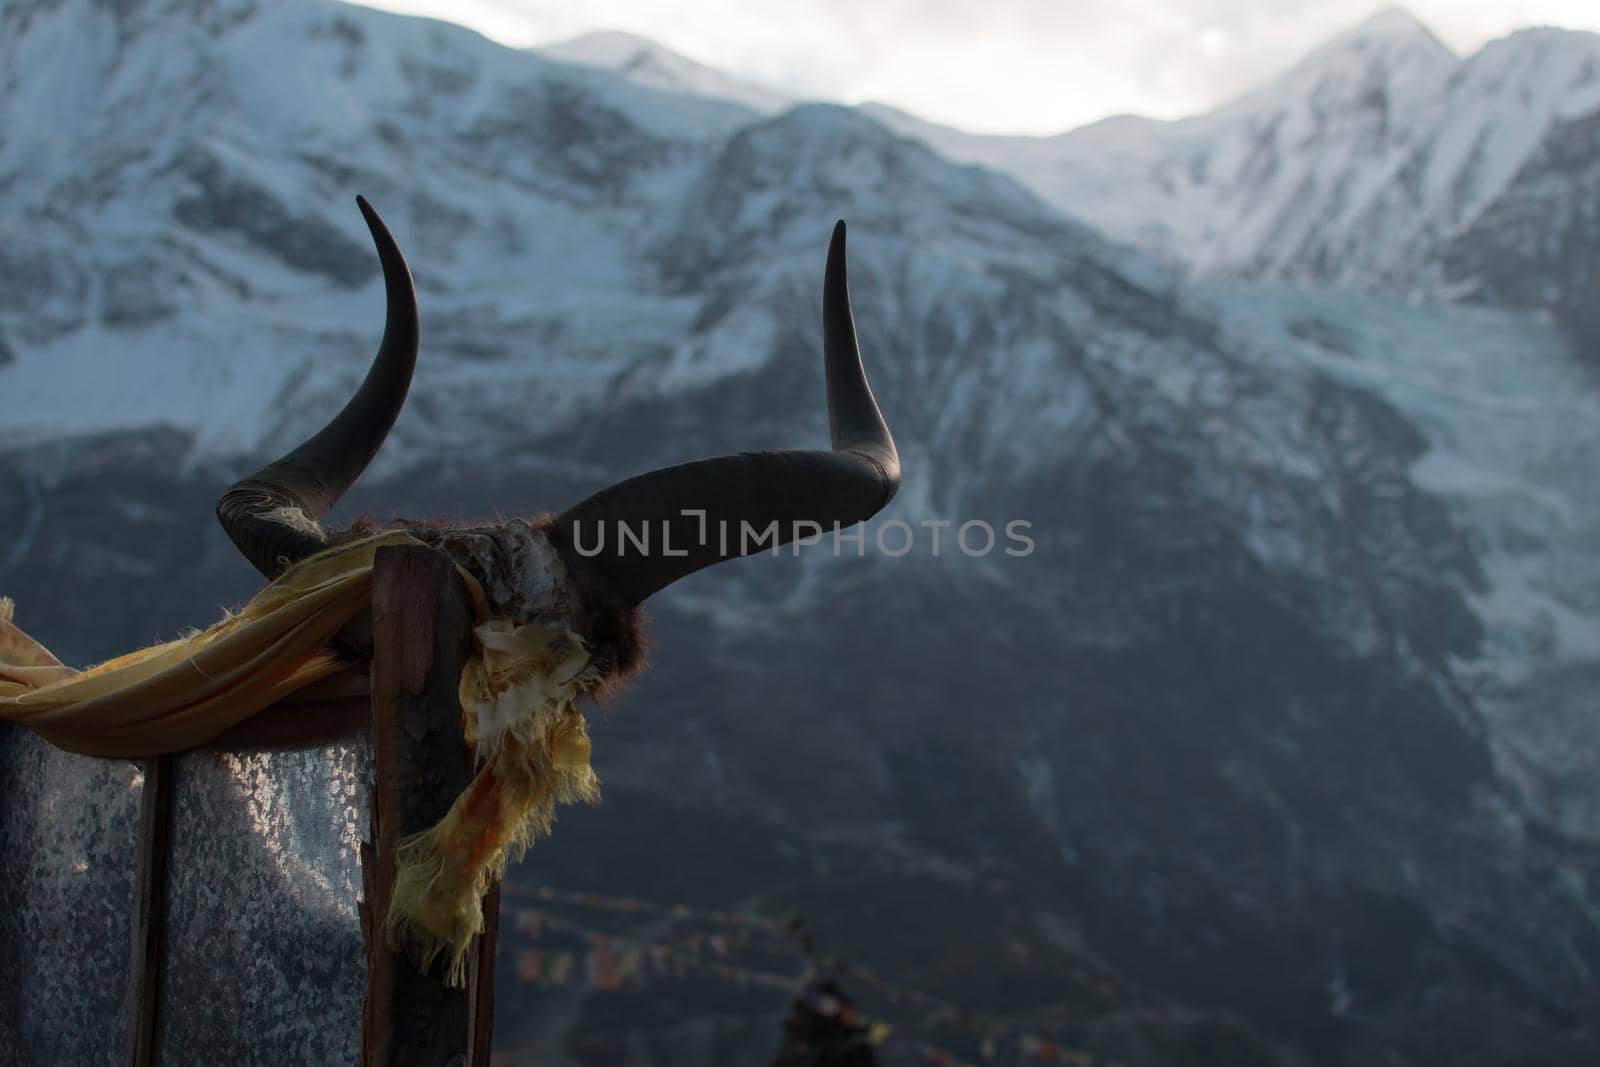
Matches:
[[539, 29, 665, 66], [1322, 5, 1455, 59], [538, 29, 790, 114], [1220, 3, 1457, 121], [1348, 6, 1439, 42]]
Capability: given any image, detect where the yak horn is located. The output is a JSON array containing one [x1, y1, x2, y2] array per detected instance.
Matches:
[[550, 221, 900, 608], [216, 196, 419, 578]]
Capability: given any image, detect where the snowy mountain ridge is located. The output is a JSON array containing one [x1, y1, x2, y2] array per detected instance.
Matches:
[[539, 29, 791, 115], [871, 11, 1600, 303], [551, 7, 1600, 314]]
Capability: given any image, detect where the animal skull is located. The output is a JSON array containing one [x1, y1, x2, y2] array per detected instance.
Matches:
[[215, 197, 901, 685]]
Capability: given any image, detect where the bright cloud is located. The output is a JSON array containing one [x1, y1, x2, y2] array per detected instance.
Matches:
[[350, 1, 1600, 134]]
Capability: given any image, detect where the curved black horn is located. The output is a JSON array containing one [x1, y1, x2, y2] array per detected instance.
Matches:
[[550, 221, 900, 607], [216, 196, 419, 578]]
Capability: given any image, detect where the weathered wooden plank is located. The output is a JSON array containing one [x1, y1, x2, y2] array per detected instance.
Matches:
[[361, 544, 479, 1067], [206, 669, 373, 751], [468, 879, 502, 1067], [122, 752, 172, 1067]]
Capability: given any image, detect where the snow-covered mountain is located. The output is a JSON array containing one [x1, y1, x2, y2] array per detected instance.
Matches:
[[1214, 282, 1600, 837], [1435, 101, 1600, 349], [0, 0, 767, 463], [521, 9, 1600, 343], [539, 29, 791, 115], [2, 2, 1599, 1066], [861, 9, 1600, 328], [882, 7, 1457, 275]]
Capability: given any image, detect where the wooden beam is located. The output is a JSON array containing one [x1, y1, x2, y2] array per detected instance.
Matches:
[[468, 879, 502, 1067], [361, 544, 486, 1067], [205, 671, 372, 750], [122, 752, 173, 1067]]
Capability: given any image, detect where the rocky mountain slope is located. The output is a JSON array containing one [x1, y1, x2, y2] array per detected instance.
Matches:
[[553, 6, 1600, 834], [2, 2, 1598, 1065]]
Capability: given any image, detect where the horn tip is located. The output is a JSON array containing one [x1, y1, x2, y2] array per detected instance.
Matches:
[[356, 196, 397, 249], [826, 221, 849, 289], [356, 194, 387, 237]]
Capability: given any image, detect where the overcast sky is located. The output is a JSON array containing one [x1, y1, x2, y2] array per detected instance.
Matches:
[[353, 1, 1600, 135]]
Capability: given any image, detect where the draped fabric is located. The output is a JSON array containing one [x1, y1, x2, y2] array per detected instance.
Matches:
[[0, 532, 432, 756], [0, 530, 601, 982]]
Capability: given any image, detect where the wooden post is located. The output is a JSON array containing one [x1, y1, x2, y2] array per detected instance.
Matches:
[[122, 753, 173, 1067], [360, 544, 499, 1066], [467, 879, 501, 1067]]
